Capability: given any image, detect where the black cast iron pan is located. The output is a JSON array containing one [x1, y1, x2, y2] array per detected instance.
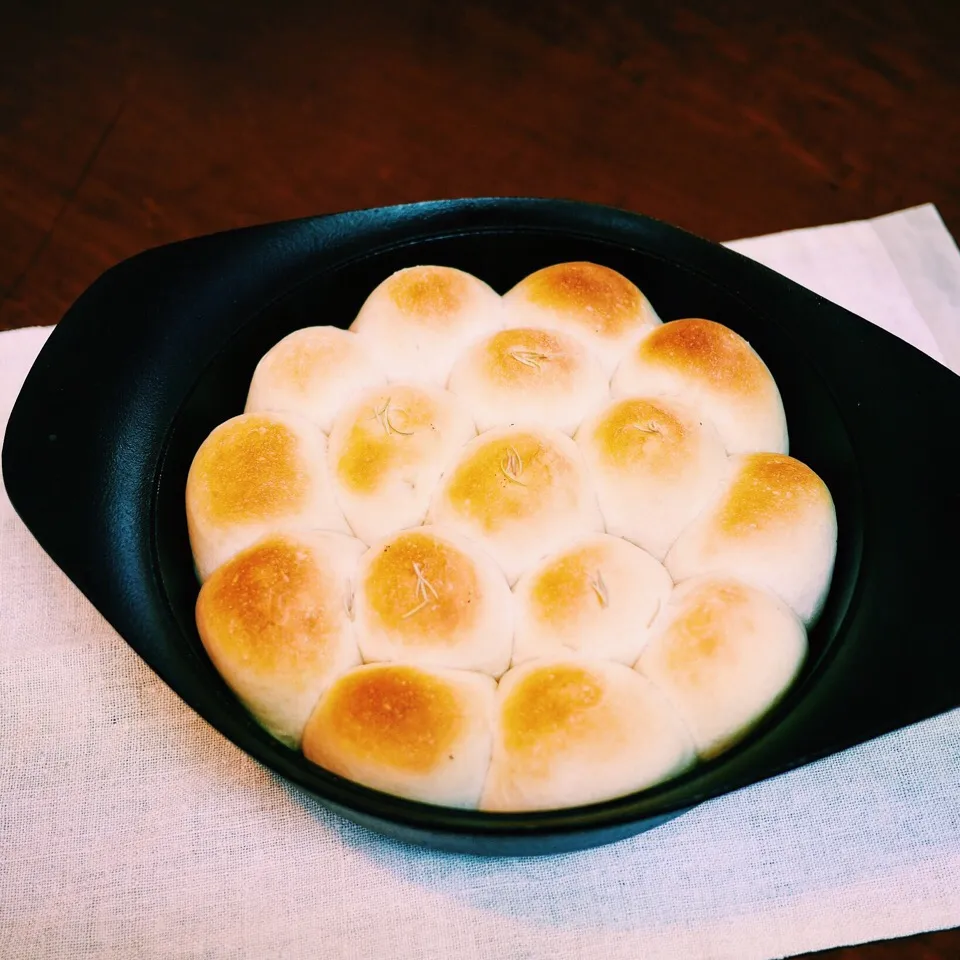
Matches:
[[4, 198, 960, 855]]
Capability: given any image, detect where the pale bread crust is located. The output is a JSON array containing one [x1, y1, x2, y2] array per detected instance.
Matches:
[[354, 526, 514, 676], [186, 411, 350, 581], [512, 534, 672, 666], [427, 426, 604, 583], [636, 575, 807, 758], [245, 325, 387, 433], [447, 326, 609, 435], [349, 265, 504, 386], [195, 530, 366, 747], [327, 383, 477, 545], [502, 261, 661, 374], [612, 319, 788, 455], [302, 663, 496, 808], [575, 395, 730, 560], [664, 453, 837, 624], [481, 658, 694, 812]]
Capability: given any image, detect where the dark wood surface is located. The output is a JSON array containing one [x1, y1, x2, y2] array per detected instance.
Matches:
[[798, 931, 960, 960], [2, 0, 960, 334], [1, 1, 957, 955]]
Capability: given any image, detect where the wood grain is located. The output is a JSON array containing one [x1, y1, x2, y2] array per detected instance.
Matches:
[[795, 929, 960, 959], [0, 2, 957, 955], [1, 0, 959, 333]]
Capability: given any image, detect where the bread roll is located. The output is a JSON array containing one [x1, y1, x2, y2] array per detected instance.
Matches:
[[502, 262, 660, 374], [302, 663, 496, 808], [611, 319, 788, 455], [327, 384, 476, 544], [512, 535, 672, 665], [195, 531, 365, 747], [446, 326, 609, 435], [349, 265, 503, 386], [354, 526, 514, 676], [636, 576, 807, 758], [427, 426, 603, 583], [186, 411, 350, 581], [575, 396, 729, 560], [481, 659, 694, 812], [664, 453, 837, 624], [245, 325, 386, 433]]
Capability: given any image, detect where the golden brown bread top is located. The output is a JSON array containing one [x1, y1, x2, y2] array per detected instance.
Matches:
[[528, 543, 613, 630], [514, 262, 643, 338], [478, 327, 581, 387], [334, 387, 445, 496], [715, 453, 830, 538], [361, 531, 481, 643], [195, 534, 343, 680], [303, 665, 465, 775], [635, 319, 769, 397], [187, 415, 310, 527], [441, 430, 580, 533], [589, 397, 694, 479], [385, 266, 471, 322], [655, 579, 754, 688], [263, 328, 355, 390], [501, 663, 625, 776]]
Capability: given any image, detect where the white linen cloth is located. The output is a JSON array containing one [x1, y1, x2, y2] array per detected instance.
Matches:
[[2, 204, 958, 960]]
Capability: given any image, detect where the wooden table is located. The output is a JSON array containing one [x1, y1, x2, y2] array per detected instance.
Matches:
[[1, 1, 957, 955]]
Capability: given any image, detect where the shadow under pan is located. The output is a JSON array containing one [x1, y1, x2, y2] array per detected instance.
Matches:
[[4, 198, 960, 855]]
